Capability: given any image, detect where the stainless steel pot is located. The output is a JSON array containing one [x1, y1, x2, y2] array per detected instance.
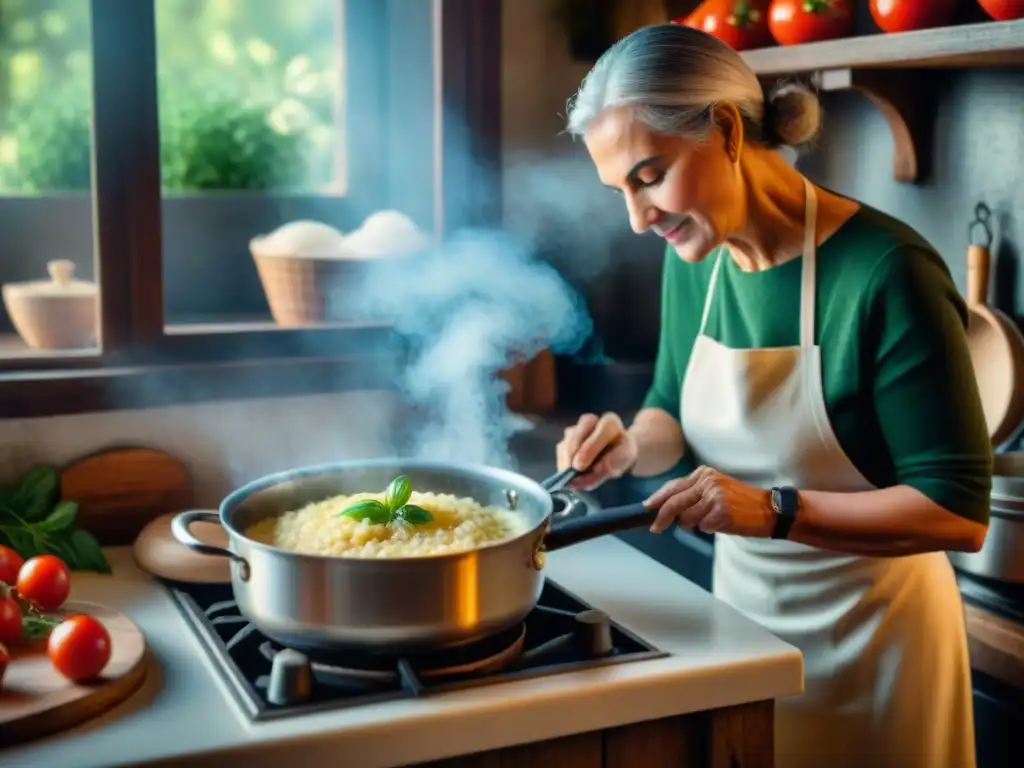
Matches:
[[949, 453, 1024, 583], [171, 458, 656, 652]]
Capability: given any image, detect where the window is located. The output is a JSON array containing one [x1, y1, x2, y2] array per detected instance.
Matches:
[[0, 0, 99, 361], [0, 0, 501, 417]]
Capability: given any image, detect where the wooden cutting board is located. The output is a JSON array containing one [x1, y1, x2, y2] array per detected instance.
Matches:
[[61, 447, 194, 546], [0, 600, 148, 746]]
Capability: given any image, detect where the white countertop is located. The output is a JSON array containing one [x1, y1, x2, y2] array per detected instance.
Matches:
[[1, 539, 802, 768]]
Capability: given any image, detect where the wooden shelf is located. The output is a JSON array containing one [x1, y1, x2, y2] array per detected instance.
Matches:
[[741, 19, 1024, 185], [741, 19, 1024, 76]]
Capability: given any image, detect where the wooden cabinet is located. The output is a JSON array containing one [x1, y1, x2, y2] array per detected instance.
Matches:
[[413, 699, 774, 768]]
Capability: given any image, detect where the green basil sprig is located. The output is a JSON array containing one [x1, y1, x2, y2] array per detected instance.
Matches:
[[0, 465, 111, 573], [339, 475, 434, 526]]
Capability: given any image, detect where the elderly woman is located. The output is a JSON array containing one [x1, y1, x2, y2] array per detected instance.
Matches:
[[556, 23, 991, 768]]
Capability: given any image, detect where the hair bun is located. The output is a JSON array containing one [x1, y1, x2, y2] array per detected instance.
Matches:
[[764, 83, 821, 148]]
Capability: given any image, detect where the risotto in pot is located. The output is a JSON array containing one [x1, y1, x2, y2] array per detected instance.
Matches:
[[245, 490, 530, 558]]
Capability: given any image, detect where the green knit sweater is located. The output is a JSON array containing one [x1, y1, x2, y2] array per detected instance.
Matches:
[[643, 204, 993, 523]]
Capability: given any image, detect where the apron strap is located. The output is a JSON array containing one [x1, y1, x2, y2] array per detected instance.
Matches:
[[697, 250, 725, 337], [800, 177, 818, 348]]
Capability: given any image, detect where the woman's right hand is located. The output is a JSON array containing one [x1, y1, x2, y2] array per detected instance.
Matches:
[[555, 412, 639, 491]]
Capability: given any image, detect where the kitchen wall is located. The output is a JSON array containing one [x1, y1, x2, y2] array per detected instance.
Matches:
[[804, 70, 1024, 313], [0, 391, 400, 505], [500, 0, 668, 363]]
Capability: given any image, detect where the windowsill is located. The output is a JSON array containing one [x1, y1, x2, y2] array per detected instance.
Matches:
[[0, 322, 400, 419], [0, 337, 99, 360]]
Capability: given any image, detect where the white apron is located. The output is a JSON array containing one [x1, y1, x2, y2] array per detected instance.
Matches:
[[679, 179, 976, 768]]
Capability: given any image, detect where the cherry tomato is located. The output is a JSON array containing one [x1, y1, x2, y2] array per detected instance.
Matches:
[[977, 0, 1024, 21], [17, 555, 71, 612], [0, 641, 9, 687], [0, 545, 23, 586], [48, 614, 112, 682], [768, 0, 854, 46], [870, 0, 956, 33], [686, 1, 774, 52], [675, 1, 713, 28], [0, 592, 21, 645]]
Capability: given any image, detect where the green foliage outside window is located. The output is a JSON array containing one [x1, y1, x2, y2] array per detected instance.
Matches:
[[0, 0, 343, 194]]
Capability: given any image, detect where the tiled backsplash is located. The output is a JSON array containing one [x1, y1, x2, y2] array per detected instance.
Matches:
[[0, 391, 400, 506]]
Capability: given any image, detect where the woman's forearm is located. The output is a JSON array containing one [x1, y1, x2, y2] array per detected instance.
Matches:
[[628, 407, 685, 477], [790, 485, 988, 556]]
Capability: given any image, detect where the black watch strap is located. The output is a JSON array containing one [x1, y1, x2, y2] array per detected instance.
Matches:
[[770, 486, 799, 540]]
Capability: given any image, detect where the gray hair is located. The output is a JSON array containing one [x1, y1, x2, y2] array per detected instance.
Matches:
[[566, 24, 821, 149]]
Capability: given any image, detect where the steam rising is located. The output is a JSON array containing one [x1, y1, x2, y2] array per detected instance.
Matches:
[[353, 227, 594, 469]]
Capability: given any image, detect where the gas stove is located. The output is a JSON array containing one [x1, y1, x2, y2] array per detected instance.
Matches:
[[166, 579, 667, 722]]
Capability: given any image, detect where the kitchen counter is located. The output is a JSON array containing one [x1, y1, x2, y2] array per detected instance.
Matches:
[[1, 541, 802, 768]]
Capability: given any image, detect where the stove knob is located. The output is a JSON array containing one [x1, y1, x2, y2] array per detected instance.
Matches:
[[574, 610, 613, 657], [267, 648, 313, 705]]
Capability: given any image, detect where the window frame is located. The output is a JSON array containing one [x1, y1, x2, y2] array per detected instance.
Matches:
[[0, 0, 501, 418]]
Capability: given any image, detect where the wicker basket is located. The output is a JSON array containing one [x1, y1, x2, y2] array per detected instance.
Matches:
[[251, 250, 378, 327], [250, 216, 431, 327]]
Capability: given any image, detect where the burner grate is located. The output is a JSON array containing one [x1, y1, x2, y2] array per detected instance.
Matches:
[[167, 579, 667, 722]]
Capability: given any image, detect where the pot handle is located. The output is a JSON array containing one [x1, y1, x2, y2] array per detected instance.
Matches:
[[543, 502, 658, 552], [171, 510, 241, 562]]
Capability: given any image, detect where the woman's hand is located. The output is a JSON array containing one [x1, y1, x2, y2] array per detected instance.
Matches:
[[643, 465, 776, 537], [556, 412, 639, 491]]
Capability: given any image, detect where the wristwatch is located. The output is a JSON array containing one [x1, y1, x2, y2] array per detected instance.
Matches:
[[770, 486, 799, 540]]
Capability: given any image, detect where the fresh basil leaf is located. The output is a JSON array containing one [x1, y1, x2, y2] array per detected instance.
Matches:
[[22, 614, 61, 639], [67, 529, 112, 573], [37, 501, 78, 533], [12, 466, 59, 522], [384, 475, 412, 512], [0, 485, 18, 510], [3, 527, 39, 559], [47, 537, 81, 569], [340, 499, 392, 525], [396, 504, 433, 525]]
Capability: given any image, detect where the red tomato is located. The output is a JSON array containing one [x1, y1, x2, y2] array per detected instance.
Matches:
[[768, 0, 854, 46], [676, 0, 713, 28], [690, 1, 774, 51], [17, 555, 71, 612], [870, 0, 957, 33], [0, 545, 22, 586], [977, 0, 1024, 20], [48, 615, 112, 682], [0, 641, 9, 687], [0, 593, 21, 645]]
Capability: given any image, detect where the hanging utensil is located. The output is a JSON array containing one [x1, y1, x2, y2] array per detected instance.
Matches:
[[963, 203, 1024, 449]]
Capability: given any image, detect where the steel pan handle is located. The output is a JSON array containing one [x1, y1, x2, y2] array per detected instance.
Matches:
[[543, 502, 658, 552], [171, 510, 239, 561]]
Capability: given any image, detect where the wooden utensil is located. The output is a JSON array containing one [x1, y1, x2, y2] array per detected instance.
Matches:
[[61, 447, 194, 546], [133, 511, 231, 584], [964, 204, 1024, 448], [0, 600, 148, 747]]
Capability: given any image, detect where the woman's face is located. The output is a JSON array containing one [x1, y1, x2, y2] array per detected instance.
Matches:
[[584, 106, 744, 263]]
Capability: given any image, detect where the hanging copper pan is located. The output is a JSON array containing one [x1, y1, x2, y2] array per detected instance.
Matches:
[[963, 203, 1024, 448]]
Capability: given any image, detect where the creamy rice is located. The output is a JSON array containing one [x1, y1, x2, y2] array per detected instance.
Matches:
[[245, 490, 529, 558]]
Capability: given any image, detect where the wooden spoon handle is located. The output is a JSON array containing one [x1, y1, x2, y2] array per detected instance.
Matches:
[[966, 244, 991, 307]]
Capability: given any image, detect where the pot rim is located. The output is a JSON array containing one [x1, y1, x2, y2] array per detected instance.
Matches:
[[217, 457, 555, 564]]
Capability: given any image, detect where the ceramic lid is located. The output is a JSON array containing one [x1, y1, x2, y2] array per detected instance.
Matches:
[[2, 259, 97, 299]]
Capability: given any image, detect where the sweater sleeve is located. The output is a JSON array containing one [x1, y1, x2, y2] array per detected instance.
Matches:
[[863, 245, 993, 523], [643, 250, 681, 417]]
